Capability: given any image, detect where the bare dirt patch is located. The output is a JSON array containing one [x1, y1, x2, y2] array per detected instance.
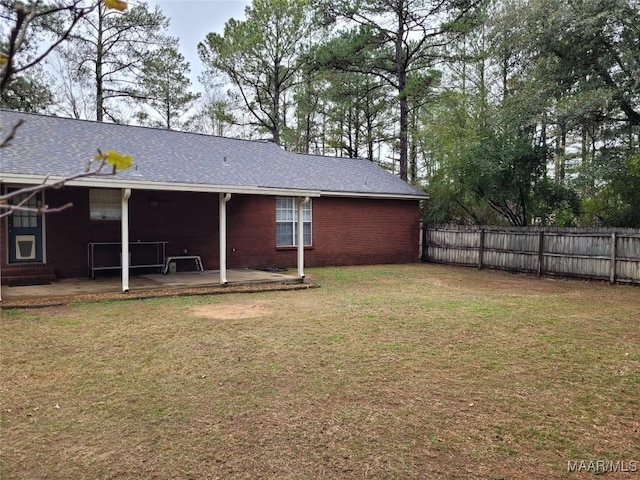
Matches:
[[189, 302, 274, 319]]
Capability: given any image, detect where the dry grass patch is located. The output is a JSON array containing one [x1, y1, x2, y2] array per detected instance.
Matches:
[[189, 302, 274, 320], [1, 264, 639, 479]]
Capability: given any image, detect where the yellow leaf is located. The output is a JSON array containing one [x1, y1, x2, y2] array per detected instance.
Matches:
[[104, 150, 133, 170], [0, 53, 8, 65], [94, 149, 133, 170], [103, 0, 127, 11]]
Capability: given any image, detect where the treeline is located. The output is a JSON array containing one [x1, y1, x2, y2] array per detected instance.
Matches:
[[2, 0, 639, 227]]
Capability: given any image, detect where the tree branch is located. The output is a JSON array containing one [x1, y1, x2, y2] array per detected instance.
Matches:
[[0, 119, 25, 148]]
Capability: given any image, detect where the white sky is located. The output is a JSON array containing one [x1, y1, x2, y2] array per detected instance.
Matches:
[[146, 0, 250, 83]]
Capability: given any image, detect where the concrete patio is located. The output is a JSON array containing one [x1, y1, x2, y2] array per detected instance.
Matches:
[[1, 269, 309, 307]]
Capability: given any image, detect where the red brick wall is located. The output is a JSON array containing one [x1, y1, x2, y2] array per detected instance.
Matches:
[[40, 188, 219, 278], [225, 195, 420, 269], [2, 188, 420, 278]]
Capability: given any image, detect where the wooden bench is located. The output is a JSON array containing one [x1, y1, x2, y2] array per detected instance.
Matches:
[[162, 255, 204, 275]]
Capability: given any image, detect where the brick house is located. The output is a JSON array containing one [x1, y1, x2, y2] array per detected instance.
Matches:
[[1, 110, 427, 292]]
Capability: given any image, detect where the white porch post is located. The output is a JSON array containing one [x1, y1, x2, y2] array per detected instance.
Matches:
[[121, 188, 131, 293], [219, 193, 231, 285], [0, 227, 3, 302], [297, 197, 310, 280], [0, 238, 3, 302]]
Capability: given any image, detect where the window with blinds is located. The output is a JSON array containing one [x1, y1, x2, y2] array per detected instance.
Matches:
[[89, 189, 121, 220], [276, 197, 312, 247]]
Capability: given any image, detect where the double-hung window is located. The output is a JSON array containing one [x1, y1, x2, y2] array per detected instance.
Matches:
[[276, 197, 312, 247]]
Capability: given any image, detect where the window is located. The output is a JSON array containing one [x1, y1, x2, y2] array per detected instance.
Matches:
[[10, 192, 39, 228], [90, 189, 121, 220], [276, 197, 311, 246]]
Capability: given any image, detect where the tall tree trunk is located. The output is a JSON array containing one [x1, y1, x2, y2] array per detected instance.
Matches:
[[555, 122, 566, 182], [95, 4, 104, 122], [396, 5, 408, 181], [353, 104, 360, 158], [398, 86, 408, 180], [501, 51, 508, 102], [304, 110, 311, 154], [409, 104, 418, 182], [366, 112, 374, 161], [272, 64, 281, 145], [272, 93, 281, 145], [304, 73, 312, 154]]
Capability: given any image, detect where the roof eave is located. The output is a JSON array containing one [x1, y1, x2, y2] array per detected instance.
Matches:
[[0, 174, 321, 198], [319, 190, 428, 200], [1, 174, 428, 200]]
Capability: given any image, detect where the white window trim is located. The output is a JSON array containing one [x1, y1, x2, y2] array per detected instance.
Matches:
[[276, 197, 312, 247]]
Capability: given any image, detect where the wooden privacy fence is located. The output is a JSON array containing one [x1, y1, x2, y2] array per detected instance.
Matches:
[[421, 225, 640, 284]]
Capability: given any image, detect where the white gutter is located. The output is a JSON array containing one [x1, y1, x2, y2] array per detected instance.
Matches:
[[121, 188, 131, 293], [0, 175, 428, 200], [219, 193, 231, 285], [0, 236, 3, 302], [0, 174, 321, 198], [319, 190, 428, 200], [297, 196, 310, 280]]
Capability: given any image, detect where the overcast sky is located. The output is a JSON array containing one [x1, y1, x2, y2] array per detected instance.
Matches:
[[146, 0, 250, 84]]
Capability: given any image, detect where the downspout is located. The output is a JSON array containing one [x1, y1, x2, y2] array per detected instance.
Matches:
[[297, 196, 310, 280], [121, 188, 131, 293], [219, 193, 231, 285]]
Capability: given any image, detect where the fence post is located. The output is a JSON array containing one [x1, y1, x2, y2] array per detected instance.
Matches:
[[610, 232, 617, 284], [537, 231, 544, 277], [421, 224, 428, 262], [478, 228, 485, 269]]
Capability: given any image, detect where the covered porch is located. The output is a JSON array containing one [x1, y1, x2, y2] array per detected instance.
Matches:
[[0, 268, 312, 308], [1, 185, 318, 301]]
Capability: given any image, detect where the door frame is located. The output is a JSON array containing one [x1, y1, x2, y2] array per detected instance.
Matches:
[[4, 185, 47, 264]]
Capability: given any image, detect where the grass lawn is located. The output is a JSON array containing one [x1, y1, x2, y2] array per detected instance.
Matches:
[[1, 264, 639, 479]]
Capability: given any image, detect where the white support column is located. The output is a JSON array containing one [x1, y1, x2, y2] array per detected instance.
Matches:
[[121, 188, 131, 293], [219, 193, 231, 285], [297, 197, 310, 280], [0, 240, 3, 302]]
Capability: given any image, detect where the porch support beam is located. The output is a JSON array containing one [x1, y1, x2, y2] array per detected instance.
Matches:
[[219, 193, 231, 285], [121, 188, 132, 293], [0, 250, 3, 302], [297, 196, 310, 280]]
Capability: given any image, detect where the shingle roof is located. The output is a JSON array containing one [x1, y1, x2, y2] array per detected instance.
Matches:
[[0, 110, 427, 199]]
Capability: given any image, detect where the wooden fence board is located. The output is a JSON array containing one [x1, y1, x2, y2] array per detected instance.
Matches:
[[422, 225, 640, 284]]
